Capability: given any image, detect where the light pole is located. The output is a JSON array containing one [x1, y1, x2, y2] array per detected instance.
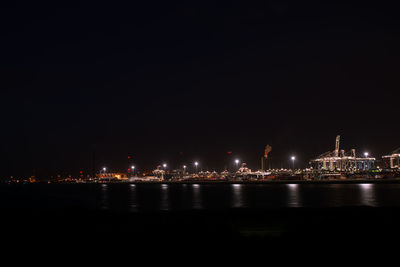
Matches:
[[131, 165, 135, 176], [364, 152, 369, 170], [235, 159, 240, 170], [162, 163, 167, 180], [194, 161, 199, 173], [183, 165, 187, 174], [291, 156, 296, 170], [102, 167, 107, 174]]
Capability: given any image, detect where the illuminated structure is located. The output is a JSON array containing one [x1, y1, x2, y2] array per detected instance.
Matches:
[[382, 148, 400, 169], [237, 163, 252, 174], [310, 135, 375, 171], [260, 145, 272, 171], [98, 173, 128, 180], [152, 165, 165, 180]]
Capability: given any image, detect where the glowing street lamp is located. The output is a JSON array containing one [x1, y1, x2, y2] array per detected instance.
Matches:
[[163, 163, 167, 169], [182, 165, 187, 175], [194, 161, 199, 173], [235, 159, 240, 169], [102, 167, 107, 173], [291, 156, 296, 170], [363, 152, 370, 170]]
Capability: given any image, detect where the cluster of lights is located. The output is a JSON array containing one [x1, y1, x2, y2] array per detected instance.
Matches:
[[313, 151, 374, 161], [160, 162, 200, 172], [101, 155, 303, 174]]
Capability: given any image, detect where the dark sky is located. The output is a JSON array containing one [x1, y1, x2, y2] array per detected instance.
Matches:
[[1, 1, 399, 177]]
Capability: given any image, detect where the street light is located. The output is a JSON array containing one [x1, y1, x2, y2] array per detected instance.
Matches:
[[163, 163, 167, 169], [364, 152, 370, 170], [235, 159, 240, 169], [194, 161, 199, 173], [291, 156, 296, 170], [102, 167, 107, 173]]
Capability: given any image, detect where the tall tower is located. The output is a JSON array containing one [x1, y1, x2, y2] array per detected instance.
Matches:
[[261, 157, 264, 171], [335, 135, 340, 157], [262, 145, 272, 171]]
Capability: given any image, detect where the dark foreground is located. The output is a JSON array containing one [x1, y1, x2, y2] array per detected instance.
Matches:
[[3, 206, 400, 254]]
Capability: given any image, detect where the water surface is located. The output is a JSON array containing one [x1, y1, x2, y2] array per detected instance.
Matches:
[[1, 183, 399, 212]]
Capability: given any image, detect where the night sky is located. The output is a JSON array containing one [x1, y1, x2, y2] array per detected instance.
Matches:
[[1, 1, 399, 178]]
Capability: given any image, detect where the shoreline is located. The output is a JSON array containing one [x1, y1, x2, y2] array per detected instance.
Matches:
[[6, 177, 400, 185], [127, 178, 400, 184]]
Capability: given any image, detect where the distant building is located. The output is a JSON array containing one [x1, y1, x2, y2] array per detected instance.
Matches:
[[237, 163, 252, 174], [152, 165, 166, 180], [97, 173, 128, 180], [382, 148, 400, 169], [310, 135, 375, 171]]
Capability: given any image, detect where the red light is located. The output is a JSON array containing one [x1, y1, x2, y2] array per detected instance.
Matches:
[[227, 151, 232, 154]]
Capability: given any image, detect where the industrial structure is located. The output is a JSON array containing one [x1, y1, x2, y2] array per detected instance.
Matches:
[[382, 148, 400, 169], [310, 135, 375, 172], [97, 172, 128, 180], [260, 144, 272, 171]]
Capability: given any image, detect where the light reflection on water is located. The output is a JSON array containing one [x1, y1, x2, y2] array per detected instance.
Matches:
[[192, 184, 202, 209], [95, 183, 388, 212], [129, 184, 138, 212], [231, 184, 244, 208], [359, 183, 377, 207], [160, 184, 170, 211], [100, 184, 109, 210], [8, 182, 400, 213], [287, 184, 301, 207]]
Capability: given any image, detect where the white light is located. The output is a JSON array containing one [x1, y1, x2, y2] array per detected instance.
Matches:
[[235, 159, 240, 164], [194, 162, 199, 166], [360, 183, 372, 189], [291, 156, 296, 161], [131, 166, 135, 169], [163, 163, 167, 168], [183, 165, 187, 169], [103, 167, 106, 171], [364, 152, 369, 157]]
